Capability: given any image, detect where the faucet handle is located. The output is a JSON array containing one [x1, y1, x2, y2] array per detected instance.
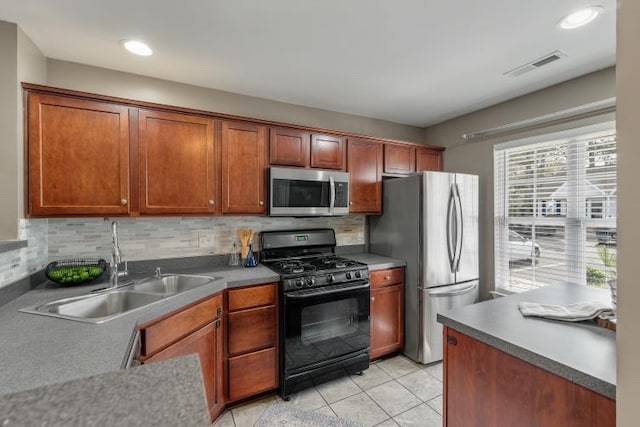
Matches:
[[117, 261, 129, 278], [155, 267, 162, 278]]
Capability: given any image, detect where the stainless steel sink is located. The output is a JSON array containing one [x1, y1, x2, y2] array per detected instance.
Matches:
[[21, 290, 166, 324], [20, 273, 223, 323], [129, 274, 220, 294]]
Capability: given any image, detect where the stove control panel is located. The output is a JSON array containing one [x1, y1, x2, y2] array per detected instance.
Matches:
[[282, 268, 369, 292]]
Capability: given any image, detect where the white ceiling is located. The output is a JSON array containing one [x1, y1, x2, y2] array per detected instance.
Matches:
[[0, 0, 616, 127]]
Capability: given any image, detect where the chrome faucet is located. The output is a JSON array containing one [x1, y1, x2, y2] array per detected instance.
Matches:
[[110, 221, 128, 288]]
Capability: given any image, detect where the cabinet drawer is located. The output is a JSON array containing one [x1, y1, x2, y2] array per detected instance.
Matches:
[[370, 268, 404, 289], [228, 283, 277, 311], [227, 347, 278, 401], [141, 293, 222, 357], [228, 305, 277, 356]]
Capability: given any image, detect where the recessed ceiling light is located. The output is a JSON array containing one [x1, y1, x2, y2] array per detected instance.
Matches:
[[122, 40, 153, 56], [558, 6, 603, 30]]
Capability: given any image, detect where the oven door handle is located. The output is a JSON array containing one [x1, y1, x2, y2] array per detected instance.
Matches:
[[284, 281, 370, 300]]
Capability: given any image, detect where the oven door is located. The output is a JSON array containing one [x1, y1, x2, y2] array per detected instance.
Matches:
[[270, 167, 349, 216], [282, 281, 370, 373]]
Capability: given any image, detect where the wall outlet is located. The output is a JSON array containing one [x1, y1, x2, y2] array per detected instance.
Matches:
[[198, 234, 215, 248]]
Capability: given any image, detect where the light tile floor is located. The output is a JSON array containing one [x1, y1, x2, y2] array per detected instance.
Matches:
[[213, 354, 443, 427]]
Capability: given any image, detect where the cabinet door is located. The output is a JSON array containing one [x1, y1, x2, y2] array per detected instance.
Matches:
[[27, 93, 130, 216], [384, 144, 415, 175], [138, 110, 216, 214], [347, 138, 382, 214], [227, 305, 277, 356], [444, 328, 615, 427], [227, 347, 278, 401], [370, 284, 404, 359], [270, 127, 310, 167], [144, 321, 224, 420], [416, 147, 443, 171], [311, 134, 345, 170], [221, 121, 267, 214]]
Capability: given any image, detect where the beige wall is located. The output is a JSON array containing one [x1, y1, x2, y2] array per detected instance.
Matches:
[[0, 22, 46, 240], [16, 27, 47, 221], [423, 67, 615, 300], [616, 0, 639, 423], [46, 59, 424, 143], [0, 22, 19, 240]]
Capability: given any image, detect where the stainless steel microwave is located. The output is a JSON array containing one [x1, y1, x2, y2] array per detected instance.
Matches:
[[269, 167, 350, 216]]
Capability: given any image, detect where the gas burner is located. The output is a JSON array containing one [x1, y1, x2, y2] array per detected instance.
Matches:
[[269, 261, 317, 275]]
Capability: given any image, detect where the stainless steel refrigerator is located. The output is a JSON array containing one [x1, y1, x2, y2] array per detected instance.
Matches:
[[369, 171, 479, 364]]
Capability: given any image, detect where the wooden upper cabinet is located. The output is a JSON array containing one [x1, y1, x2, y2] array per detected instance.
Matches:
[[311, 134, 345, 170], [347, 138, 382, 214], [416, 147, 443, 172], [27, 93, 130, 216], [269, 127, 310, 167], [384, 144, 415, 175], [221, 121, 267, 214], [138, 110, 216, 214]]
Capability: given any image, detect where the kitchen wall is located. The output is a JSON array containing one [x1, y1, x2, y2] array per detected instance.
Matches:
[[423, 67, 615, 300], [616, 0, 639, 421], [46, 59, 424, 143], [47, 216, 365, 262]]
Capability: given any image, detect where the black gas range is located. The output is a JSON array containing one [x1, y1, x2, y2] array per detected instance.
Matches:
[[261, 229, 371, 399]]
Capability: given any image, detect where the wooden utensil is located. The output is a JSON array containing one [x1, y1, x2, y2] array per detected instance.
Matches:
[[238, 228, 253, 259]]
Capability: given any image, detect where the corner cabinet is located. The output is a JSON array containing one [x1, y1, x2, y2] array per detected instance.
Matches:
[[138, 109, 217, 214], [347, 138, 383, 214], [139, 294, 224, 421], [370, 268, 404, 360], [220, 121, 267, 214], [443, 327, 615, 427], [27, 93, 131, 216]]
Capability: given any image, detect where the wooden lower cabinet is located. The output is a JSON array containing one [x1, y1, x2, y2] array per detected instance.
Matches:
[[144, 321, 224, 419], [226, 283, 279, 403], [140, 293, 224, 421], [443, 327, 615, 427], [370, 268, 404, 360]]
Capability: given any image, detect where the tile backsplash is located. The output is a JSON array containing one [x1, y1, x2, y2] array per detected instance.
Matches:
[[48, 216, 366, 261], [0, 219, 48, 288]]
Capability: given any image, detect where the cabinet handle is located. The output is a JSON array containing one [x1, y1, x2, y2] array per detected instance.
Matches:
[[384, 276, 390, 280], [349, 201, 353, 206], [371, 297, 375, 301], [208, 200, 215, 205], [121, 199, 128, 206], [447, 335, 458, 346], [259, 201, 264, 206], [215, 319, 221, 328], [216, 307, 222, 317]]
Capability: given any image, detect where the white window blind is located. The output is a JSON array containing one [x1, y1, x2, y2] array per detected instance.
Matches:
[[494, 125, 617, 292]]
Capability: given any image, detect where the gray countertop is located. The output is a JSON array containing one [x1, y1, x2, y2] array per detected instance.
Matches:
[[437, 283, 616, 399], [0, 354, 210, 426], [0, 252, 401, 397]]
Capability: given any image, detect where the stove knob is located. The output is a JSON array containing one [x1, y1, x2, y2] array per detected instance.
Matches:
[[355, 271, 362, 279], [295, 279, 304, 288], [327, 274, 335, 284], [306, 277, 315, 287], [346, 272, 352, 280]]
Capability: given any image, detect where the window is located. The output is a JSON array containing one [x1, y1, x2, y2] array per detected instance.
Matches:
[[494, 123, 617, 292]]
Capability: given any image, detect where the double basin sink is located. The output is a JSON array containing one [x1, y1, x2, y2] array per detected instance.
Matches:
[[20, 274, 222, 324]]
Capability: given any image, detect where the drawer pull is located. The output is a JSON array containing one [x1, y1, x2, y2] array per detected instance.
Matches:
[[121, 199, 128, 206], [208, 199, 215, 205], [384, 276, 390, 280]]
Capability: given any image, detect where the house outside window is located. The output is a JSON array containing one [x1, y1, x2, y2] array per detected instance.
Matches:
[[494, 123, 617, 293]]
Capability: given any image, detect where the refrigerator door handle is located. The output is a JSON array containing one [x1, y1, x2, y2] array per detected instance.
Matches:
[[427, 282, 477, 296], [453, 183, 464, 272], [446, 185, 456, 273]]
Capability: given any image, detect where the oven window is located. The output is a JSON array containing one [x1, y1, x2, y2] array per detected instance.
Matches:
[[301, 299, 358, 344], [272, 179, 330, 207]]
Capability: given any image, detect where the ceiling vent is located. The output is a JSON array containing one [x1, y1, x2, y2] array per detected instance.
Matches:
[[503, 51, 567, 78]]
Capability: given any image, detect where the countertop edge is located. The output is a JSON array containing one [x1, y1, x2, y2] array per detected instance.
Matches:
[[438, 313, 616, 400]]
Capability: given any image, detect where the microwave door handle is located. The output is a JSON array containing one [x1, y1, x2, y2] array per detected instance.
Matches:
[[329, 176, 335, 215]]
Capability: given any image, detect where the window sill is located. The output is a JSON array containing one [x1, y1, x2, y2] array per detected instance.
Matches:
[[0, 240, 28, 255]]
